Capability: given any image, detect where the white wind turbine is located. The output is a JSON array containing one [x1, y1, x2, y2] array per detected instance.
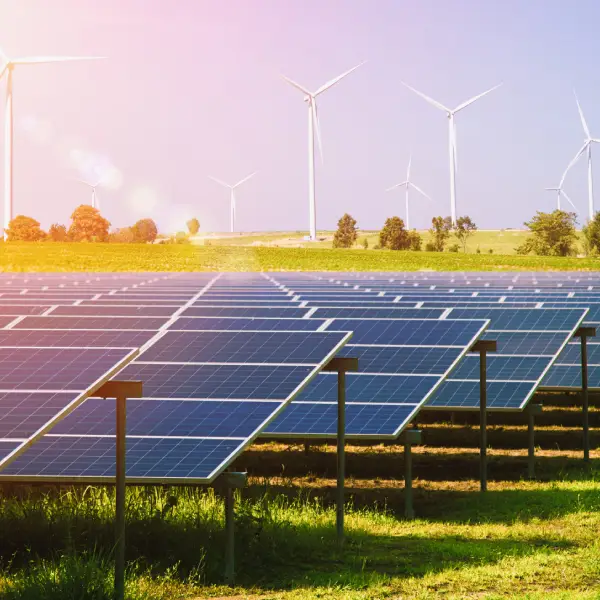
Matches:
[[402, 81, 502, 225], [208, 172, 257, 233], [0, 47, 104, 239], [75, 178, 104, 210], [562, 92, 600, 221], [281, 62, 366, 241], [545, 183, 577, 212], [385, 154, 432, 230]]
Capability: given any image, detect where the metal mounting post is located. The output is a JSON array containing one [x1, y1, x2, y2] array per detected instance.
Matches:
[[323, 356, 359, 550], [470, 340, 497, 493], [527, 404, 543, 479], [575, 326, 596, 463], [95, 380, 143, 600], [403, 429, 422, 519]]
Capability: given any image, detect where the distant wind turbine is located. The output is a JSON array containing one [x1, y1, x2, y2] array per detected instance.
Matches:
[[386, 154, 432, 230], [0, 46, 104, 239], [562, 92, 600, 221], [76, 179, 104, 210], [401, 81, 502, 225], [281, 62, 366, 241], [208, 172, 257, 233], [545, 184, 577, 212]]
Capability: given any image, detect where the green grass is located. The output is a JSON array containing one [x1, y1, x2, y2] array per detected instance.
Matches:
[[1, 468, 600, 599], [2, 241, 600, 272]]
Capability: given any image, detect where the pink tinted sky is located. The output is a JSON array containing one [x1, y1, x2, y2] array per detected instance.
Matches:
[[1, 0, 600, 233]]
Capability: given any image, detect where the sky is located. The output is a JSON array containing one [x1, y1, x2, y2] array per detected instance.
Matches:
[[1, 0, 600, 234]]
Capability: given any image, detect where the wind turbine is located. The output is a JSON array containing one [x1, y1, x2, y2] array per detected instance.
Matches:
[[385, 154, 432, 230], [562, 92, 600, 221], [0, 47, 104, 239], [545, 184, 577, 212], [401, 81, 502, 225], [75, 179, 104, 210], [208, 172, 257, 233], [281, 62, 366, 241]]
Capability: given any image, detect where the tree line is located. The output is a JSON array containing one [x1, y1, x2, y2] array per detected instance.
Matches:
[[333, 213, 479, 252], [3, 208, 203, 244]]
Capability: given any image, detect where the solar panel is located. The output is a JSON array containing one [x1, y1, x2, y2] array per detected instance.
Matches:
[[1, 328, 351, 483], [0, 329, 156, 348], [14, 316, 169, 330], [51, 305, 181, 317], [168, 317, 324, 332], [181, 306, 311, 318]]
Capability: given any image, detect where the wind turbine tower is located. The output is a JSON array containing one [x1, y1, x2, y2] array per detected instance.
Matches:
[[208, 172, 257, 233], [0, 47, 104, 239], [386, 154, 432, 230], [402, 81, 502, 225], [281, 62, 365, 241], [76, 179, 104, 210]]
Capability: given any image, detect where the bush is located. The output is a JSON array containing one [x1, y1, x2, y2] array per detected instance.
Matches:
[[476, 246, 481, 254], [131, 218, 158, 243], [108, 227, 135, 243], [428, 216, 452, 251], [424, 241, 436, 252], [5, 215, 46, 241], [362, 237, 369, 249], [332, 214, 358, 249], [488, 248, 493, 254], [448, 243, 460, 253], [379, 217, 410, 250], [48, 224, 68, 242], [516, 210, 578, 256], [408, 230, 422, 251], [582, 212, 600, 255], [187, 218, 200, 236], [68, 205, 110, 242]]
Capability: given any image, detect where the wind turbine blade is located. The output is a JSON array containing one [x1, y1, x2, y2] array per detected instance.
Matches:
[[312, 101, 324, 164], [11, 56, 106, 65], [75, 179, 93, 188], [406, 154, 412, 181], [233, 171, 257, 188], [454, 83, 503, 113], [314, 61, 366, 96], [561, 143, 588, 186], [401, 81, 450, 112], [545, 187, 559, 191], [207, 175, 232, 189], [561, 189, 578, 211], [280, 74, 311, 95], [0, 46, 7, 63], [385, 181, 408, 192], [574, 91, 591, 139], [0, 65, 7, 80], [409, 182, 433, 201]]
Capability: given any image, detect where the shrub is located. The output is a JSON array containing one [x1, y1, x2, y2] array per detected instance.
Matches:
[[48, 224, 68, 242], [332, 214, 358, 249], [187, 218, 200, 236], [131, 218, 158, 243], [362, 237, 369, 249], [5, 215, 46, 241], [448, 243, 460, 253], [408, 230, 422, 251], [476, 246, 481, 254], [516, 210, 578, 257], [582, 212, 600, 255], [428, 216, 452, 251], [425, 241, 436, 252], [108, 227, 135, 243]]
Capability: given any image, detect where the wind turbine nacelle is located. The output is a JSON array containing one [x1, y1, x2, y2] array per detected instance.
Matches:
[[303, 95, 311, 104]]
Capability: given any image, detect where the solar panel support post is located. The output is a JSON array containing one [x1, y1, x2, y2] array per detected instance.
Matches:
[[527, 404, 543, 479], [575, 326, 596, 463], [470, 340, 497, 493], [95, 380, 143, 600], [403, 429, 422, 519], [323, 356, 359, 550]]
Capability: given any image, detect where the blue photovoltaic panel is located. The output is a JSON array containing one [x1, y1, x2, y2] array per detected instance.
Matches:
[[540, 302, 600, 321], [2, 437, 242, 482], [427, 380, 537, 410], [0, 392, 77, 437], [0, 330, 155, 348], [552, 342, 600, 364], [192, 300, 298, 306], [15, 316, 169, 330], [450, 355, 549, 381], [51, 305, 180, 317], [312, 307, 445, 320], [115, 363, 315, 399], [0, 306, 50, 316], [182, 306, 310, 318], [540, 341, 600, 389], [423, 302, 539, 309], [51, 398, 281, 438], [168, 317, 324, 332], [139, 330, 348, 364], [484, 331, 568, 355], [306, 301, 410, 307], [0, 441, 21, 462], [446, 308, 585, 330], [0, 316, 15, 328]]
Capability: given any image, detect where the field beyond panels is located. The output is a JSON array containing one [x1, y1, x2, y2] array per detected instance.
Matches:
[[1, 239, 600, 272]]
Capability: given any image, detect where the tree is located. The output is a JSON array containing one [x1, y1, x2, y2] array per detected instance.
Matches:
[[454, 216, 478, 252], [408, 230, 422, 251], [428, 216, 452, 252], [109, 227, 135, 243], [48, 223, 68, 242], [516, 210, 578, 257], [187, 217, 200, 236], [379, 216, 410, 250], [132, 218, 158, 243], [68, 205, 110, 242], [332, 213, 358, 248], [582, 212, 600, 255], [5, 215, 45, 241]]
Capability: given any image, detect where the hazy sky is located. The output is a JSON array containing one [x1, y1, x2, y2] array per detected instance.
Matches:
[[1, 0, 600, 234]]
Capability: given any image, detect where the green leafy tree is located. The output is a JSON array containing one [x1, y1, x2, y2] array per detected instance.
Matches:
[[362, 237, 369, 249], [332, 213, 358, 248], [68, 205, 110, 242], [379, 216, 410, 250], [428, 216, 452, 251], [48, 223, 68, 242], [408, 230, 422, 251], [132, 218, 158, 243], [516, 210, 578, 257], [109, 227, 135, 243], [5, 215, 46, 241], [454, 216, 478, 252], [582, 212, 600, 255], [186, 218, 200, 236]]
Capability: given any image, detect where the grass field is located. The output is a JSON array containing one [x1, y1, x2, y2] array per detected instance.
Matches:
[[2, 240, 600, 272]]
